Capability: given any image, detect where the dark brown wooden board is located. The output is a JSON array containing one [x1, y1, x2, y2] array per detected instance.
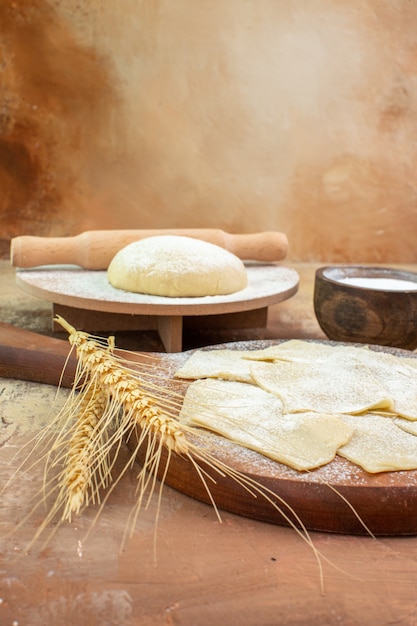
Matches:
[[0, 322, 416, 536]]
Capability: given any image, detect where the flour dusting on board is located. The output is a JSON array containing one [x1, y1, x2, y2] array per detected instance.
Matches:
[[16, 264, 299, 308]]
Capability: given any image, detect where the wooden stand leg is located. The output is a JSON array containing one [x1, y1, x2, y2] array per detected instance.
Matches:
[[157, 316, 183, 352], [51, 305, 269, 352]]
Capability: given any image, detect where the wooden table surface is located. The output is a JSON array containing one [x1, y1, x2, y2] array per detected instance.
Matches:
[[1, 260, 417, 626]]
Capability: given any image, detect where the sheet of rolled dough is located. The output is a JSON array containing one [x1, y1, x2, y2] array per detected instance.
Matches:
[[338, 413, 417, 473], [179, 378, 353, 471], [242, 339, 346, 362], [174, 349, 254, 384], [394, 417, 417, 437], [250, 355, 393, 415], [245, 340, 417, 420], [345, 350, 417, 420]]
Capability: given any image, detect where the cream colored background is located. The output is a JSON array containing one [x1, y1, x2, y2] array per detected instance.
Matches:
[[1, 1, 417, 261]]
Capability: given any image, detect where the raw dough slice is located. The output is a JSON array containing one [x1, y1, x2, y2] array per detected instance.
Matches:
[[250, 355, 393, 414], [107, 235, 248, 297], [345, 350, 417, 420], [246, 340, 417, 420], [243, 339, 340, 363], [174, 349, 254, 384], [179, 378, 353, 471], [338, 413, 417, 473], [244, 339, 379, 364], [394, 417, 417, 437]]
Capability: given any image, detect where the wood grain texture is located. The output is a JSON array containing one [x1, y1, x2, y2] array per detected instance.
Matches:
[[1, 321, 416, 536], [314, 266, 417, 349]]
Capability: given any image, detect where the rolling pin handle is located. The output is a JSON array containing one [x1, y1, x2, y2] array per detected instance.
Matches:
[[226, 232, 288, 263]]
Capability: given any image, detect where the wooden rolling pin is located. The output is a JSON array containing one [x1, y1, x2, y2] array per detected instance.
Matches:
[[10, 229, 288, 269]]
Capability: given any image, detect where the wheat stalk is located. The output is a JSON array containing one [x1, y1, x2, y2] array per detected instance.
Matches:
[[52, 316, 322, 532], [10, 315, 371, 590], [60, 386, 110, 520]]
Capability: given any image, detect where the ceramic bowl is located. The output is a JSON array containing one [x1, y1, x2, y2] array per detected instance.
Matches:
[[314, 266, 417, 350]]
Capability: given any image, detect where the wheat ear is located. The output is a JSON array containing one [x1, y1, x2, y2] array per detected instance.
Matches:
[[50, 316, 330, 582]]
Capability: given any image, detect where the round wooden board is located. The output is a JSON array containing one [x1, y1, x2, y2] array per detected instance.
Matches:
[[125, 341, 417, 536], [15, 264, 299, 316], [1, 324, 416, 536]]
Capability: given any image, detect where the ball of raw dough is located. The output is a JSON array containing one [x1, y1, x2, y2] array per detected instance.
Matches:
[[107, 235, 248, 297]]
